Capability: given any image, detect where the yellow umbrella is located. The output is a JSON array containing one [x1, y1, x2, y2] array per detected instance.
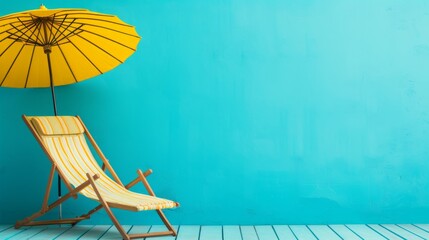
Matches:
[[0, 4, 140, 114], [0, 4, 140, 218]]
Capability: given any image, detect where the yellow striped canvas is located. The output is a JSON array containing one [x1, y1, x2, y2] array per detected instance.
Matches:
[[31, 116, 84, 135], [30, 116, 178, 211]]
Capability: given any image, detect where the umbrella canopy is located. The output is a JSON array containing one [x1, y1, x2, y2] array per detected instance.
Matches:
[[0, 5, 140, 88]]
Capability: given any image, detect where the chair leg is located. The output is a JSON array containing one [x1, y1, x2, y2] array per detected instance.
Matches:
[[156, 210, 177, 236], [15, 174, 98, 229], [86, 173, 130, 240], [137, 169, 177, 236]]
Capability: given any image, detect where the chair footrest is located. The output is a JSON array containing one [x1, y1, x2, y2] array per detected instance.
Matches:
[[129, 230, 175, 239]]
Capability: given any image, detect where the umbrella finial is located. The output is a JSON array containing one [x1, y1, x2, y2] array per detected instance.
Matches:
[[40, 4, 47, 10]]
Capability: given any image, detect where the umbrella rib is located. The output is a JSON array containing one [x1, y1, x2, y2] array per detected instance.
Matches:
[[0, 19, 40, 86], [0, 12, 108, 26], [60, 21, 140, 38], [0, 11, 117, 25], [11, 20, 42, 88], [50, 14, 69, 45], [0, 20, 41, 57], [55, 12, 115, 19], [46, 13, 74, 45], [87, 29, 138, 50], [16, 17, 41, 44], [51, 23, 84, 45], [77, 34, 123, 63], [49, 16, 136, 54], [0, 39, 27, 87], [2, 15, 139, 44], [0, 14, 31, 22], [67, 38, 103, 74], [56, 44, 78, 83], [48, 15, 84, 43], [56, 24, 138, 51], [45, 17, 55, 44], [32, 18, 46, 46], [0, 9, 88, 22], [5, 31, 38, 45], [24, 44, 37, 88], [2, 20, 39, 45], [54, 15, 132, 27], [0, 18, 33, 28]]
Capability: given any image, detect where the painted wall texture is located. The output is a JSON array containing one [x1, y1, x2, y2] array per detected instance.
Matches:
[[1, 0, 429, 225]]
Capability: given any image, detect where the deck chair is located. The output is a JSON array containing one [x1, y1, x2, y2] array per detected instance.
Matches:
[[15, 115, 179, 240]]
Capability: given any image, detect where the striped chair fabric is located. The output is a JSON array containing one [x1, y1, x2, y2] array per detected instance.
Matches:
[[30, 116, 177, 211]]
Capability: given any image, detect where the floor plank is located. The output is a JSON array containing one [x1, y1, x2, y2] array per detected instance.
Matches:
[[28, 226, 71, 240], [8, 227, 48, 240], [128, 225, 151, 236], [329, 225, 362, 240], [79, 225, 112, 240], [289, 225, 317, 240], [398, 224, 429, 239], [175, 225, 200, 240], [414, 224, 429, 232], [145, 225, 178, 240], [240, 226, 258, 240], [223, 225, 242, 240], [308, 225, 342, 240], [0, 226, 27, 239], [0, 225, 11, 232], [347, 224, 386, 240], [55, 225, 93, 240], [4, 224, 429, 239], [200, 226, 222, 240], [273, 225, 297, 240], [381, 224, 424, 240], [367, 224, 404, 240], [99, 225, 132, 240], [255, 225, 278, 240]]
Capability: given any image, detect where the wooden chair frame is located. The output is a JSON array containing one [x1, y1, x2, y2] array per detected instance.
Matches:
[[15, 115, 178, 240]]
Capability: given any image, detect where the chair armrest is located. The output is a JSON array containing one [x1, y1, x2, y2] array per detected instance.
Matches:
[[125, 169, 153, 189]]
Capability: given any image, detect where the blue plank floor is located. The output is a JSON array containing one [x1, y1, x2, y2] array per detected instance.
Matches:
[[1, 224, 429, 239]]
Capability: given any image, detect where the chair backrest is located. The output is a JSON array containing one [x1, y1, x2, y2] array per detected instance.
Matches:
[[26, 116, 121, 198]]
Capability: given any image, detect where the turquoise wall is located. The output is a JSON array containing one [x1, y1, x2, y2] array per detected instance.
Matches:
[[1, 0, 429, 225]]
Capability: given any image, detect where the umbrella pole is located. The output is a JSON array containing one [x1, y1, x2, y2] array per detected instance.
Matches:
[[44, 45, 62, 221], [45, 48, 58, 116]]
